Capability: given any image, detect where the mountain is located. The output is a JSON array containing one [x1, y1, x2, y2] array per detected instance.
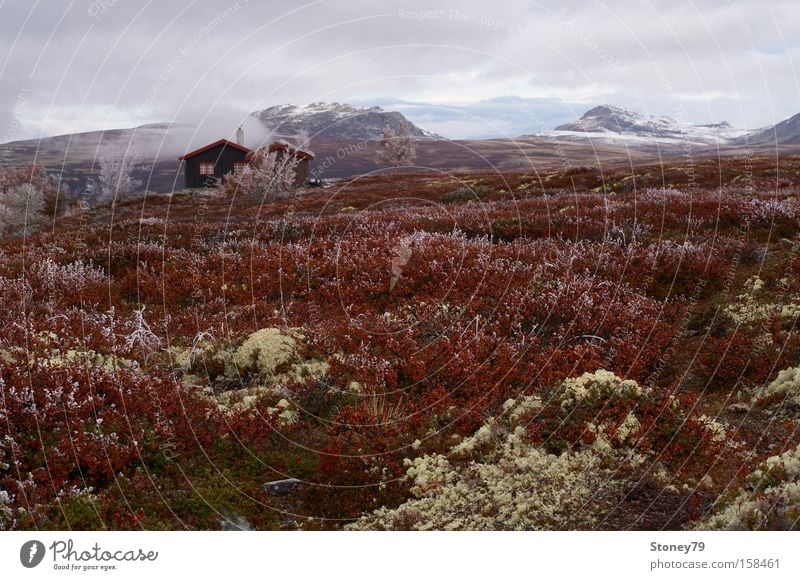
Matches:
[[252, 102, 441, 140], [0, 103, 442, 194], [541, 104, 748, 146], [0, 123, 184, 194], [742, 112, 800, 146]]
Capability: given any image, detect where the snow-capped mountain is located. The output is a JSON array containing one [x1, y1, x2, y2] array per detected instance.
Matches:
[[741, 111, 800, 146], [251, 102, 441, 140], [536, 105, 749, 146]]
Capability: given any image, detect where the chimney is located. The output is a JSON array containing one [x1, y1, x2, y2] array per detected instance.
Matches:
[[236, 126, 244, 146]]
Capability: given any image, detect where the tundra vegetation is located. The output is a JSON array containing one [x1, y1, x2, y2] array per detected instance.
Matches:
[[1, 156, 800, 530]]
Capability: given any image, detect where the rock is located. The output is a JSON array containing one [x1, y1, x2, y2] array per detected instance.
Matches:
[[262, 478, 303, 496], [727, 403, 750, 413]]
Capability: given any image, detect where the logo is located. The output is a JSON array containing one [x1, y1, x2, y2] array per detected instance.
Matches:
[[20, 540, 46, 568]]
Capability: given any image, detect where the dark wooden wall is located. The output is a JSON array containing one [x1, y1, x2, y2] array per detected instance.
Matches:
[[184, 144, 249, 188]]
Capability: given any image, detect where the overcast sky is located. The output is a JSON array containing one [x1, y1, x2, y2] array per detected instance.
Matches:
[[1, 0, 799, 141]]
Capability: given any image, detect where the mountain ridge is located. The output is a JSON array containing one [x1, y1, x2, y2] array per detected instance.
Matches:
[[251, 101, 442, 140], [540, 104, 749, 146]]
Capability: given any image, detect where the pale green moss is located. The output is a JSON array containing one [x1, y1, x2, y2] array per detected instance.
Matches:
[[350, 370, 738, 531], [0, 349, 17, 363]]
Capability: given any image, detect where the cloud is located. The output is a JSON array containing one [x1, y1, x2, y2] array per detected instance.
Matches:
[[0, 0, 798, 141]]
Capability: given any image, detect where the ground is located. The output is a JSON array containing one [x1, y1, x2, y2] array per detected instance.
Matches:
[[1, 155, 800, 530]]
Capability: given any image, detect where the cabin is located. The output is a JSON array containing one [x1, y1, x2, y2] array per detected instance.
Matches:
[[180, 130, 314, 189], [179, 138, 251, 188]]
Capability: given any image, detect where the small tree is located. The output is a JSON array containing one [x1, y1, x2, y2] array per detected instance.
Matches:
[[220, 145, 300, 200], [0, 163, 68, 222], [90, 144, 142, 205], [375, 120, 417, 167], [0, 183, 44, 238]]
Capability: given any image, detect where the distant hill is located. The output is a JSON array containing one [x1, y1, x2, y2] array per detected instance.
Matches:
[[252, 102, 441, 141]]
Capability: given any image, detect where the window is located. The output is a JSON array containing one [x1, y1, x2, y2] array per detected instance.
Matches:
[[199, 162, 215, 176], [233, 161, 247, 174]]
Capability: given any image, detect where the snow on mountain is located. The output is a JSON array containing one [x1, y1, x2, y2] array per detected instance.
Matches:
[[742, 111, 800, 146], [533, 105, 750, 146], [251, 102, 442, 141]]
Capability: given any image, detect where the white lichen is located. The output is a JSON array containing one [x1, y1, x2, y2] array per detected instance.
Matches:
[[232, 327, 304, 377], [762, 366, 800, 409], [558, 369, 644, 410], [697, 443, 800, 530], [349, 442, 617, 531], [724, 276, 800, 325]]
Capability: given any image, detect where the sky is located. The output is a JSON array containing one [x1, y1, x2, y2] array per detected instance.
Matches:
[[1, 0, 799, 142]]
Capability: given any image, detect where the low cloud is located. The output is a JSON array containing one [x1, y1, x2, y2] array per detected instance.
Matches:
[[1, 0, 798, 141]]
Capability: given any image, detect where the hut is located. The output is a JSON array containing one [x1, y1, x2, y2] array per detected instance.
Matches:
[[179, 137, 252, 188]]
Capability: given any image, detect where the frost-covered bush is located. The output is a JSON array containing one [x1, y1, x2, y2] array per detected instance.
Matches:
[[0, 164, 67, 230], [0, 183, 43, 238], [123, 306, 162, 356], [0, 276, 33, 316], [374, 120, 416, 168], [697, 444, 800, 530], [28, 259, 106, 289], [88, 144, 142, 204], [0, 489, 13, 530], [219, 146, 300, 200]]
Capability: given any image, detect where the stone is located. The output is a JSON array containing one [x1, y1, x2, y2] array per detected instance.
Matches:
[[727, 402, 750, 413], [262, 478, 303, 496]]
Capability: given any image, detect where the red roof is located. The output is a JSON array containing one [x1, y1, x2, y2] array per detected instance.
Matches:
[[244, 143, 314, 161], [179, 139, 252, 161]]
